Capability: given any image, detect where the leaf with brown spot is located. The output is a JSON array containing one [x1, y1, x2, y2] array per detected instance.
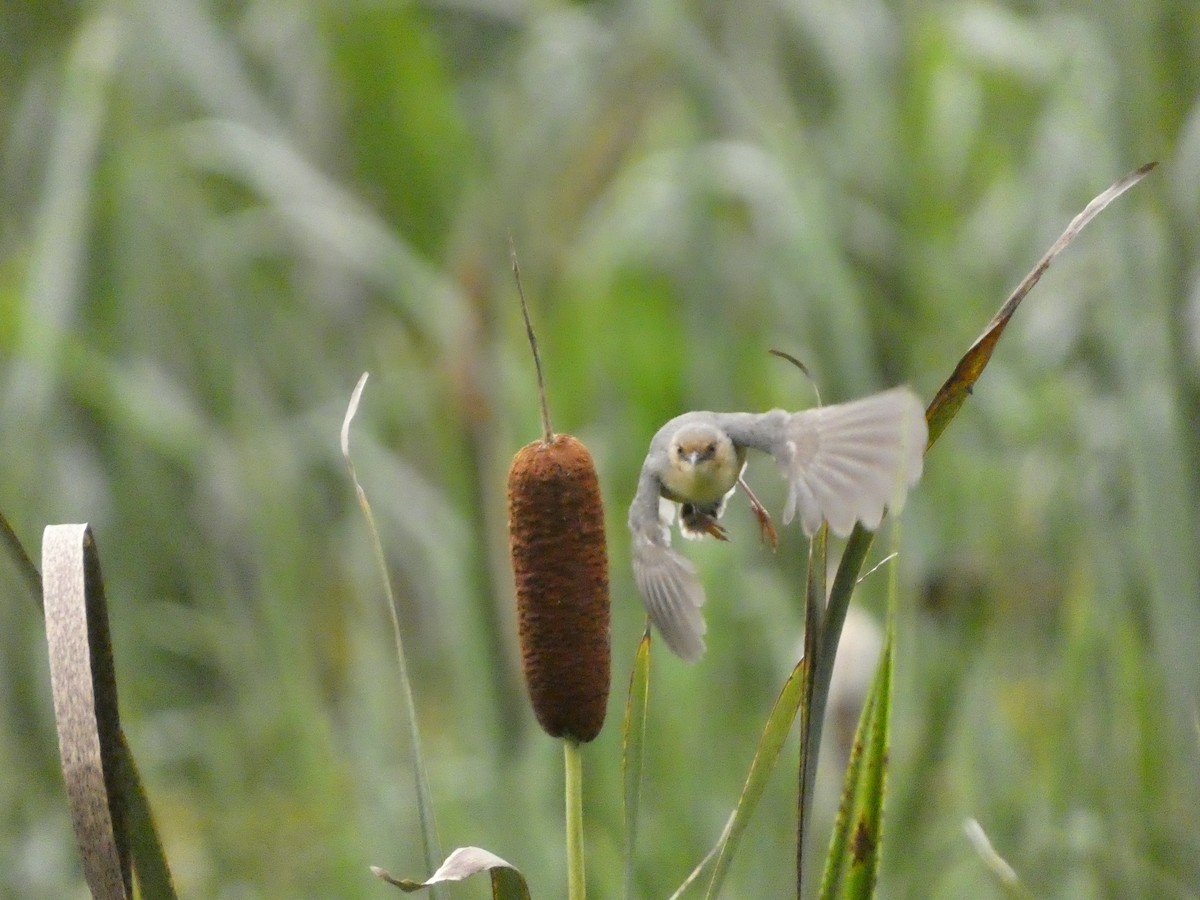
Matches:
[[850, 820, 874, 866], [817, 608, 893, 899]]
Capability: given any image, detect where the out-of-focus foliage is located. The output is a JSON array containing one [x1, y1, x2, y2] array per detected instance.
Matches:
[[1, 0, 1198, 897]]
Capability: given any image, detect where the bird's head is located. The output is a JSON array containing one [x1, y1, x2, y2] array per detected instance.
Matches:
[[664, 423, 739, 502]]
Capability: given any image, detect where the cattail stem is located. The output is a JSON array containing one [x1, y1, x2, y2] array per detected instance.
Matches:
[[510, 239, 553, 443], [564, 738, 586, 900]]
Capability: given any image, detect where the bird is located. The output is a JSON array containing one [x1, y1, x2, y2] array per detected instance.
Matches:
[[628, 386, 927, 661]]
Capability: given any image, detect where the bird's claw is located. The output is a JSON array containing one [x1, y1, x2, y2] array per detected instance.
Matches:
[[737, 475, 778, 550], [699, 517, 731, 542], [751, 503, 778, 550], [681, 504, 731, 542]]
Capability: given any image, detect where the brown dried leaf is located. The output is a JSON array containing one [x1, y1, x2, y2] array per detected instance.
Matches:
[[925, 162, 1157, 448]]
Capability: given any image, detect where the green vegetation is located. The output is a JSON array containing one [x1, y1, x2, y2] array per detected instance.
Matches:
[[2, 0, 1198, 897]]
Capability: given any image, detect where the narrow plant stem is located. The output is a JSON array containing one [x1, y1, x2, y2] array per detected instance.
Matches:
[[796, 528, 827, 897], [341, 375, 445, 899], [565, 738, 587, 900], [360, 492, 445, 897], [800, 526, 876, 893], [117, 732, 177, 898], [0, 509, 42, 609]]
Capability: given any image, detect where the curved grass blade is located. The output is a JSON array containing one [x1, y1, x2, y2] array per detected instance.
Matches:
[[817, 607, 894, 900], [925, 162, 1157, 449], [373, 846, 533, 900], [43, 523, 131, 899], [623, 628, 652, 899], [342, 373, 444, 895], [696, 656, 808, 899], [5, 12, 119, 415]]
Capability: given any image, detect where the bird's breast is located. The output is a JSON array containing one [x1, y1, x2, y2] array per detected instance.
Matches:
[[660, 460, 739, 505]]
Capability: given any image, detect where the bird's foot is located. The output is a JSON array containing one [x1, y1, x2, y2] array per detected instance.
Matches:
[[681, 504, 731, 542], [737, 476, 778, 550], [751, 502, 778, 550]]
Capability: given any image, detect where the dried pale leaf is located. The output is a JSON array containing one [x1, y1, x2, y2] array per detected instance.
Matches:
[[42, 523, 130, 899], [341, 371, 370, 460], [964, 819, 1034, 900], [372, 847, 531, 899], [926, 163, 1156, 447]]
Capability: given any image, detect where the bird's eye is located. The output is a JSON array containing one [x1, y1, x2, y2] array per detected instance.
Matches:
[[706, 442, 716, 455]]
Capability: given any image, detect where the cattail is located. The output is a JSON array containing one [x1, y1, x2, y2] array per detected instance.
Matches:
[[509, 435, 610, 740], [506, 249, 611, 742]]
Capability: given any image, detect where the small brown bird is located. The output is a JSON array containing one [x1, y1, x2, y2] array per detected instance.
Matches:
[[628, 387, 926, 661]]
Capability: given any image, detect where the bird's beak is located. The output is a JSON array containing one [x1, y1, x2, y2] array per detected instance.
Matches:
[[684, 450, 701, 467]]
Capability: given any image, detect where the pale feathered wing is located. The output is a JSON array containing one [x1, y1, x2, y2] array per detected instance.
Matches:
[[719, 387, 927, 537], [629, 387, 926, 662], [628, 471, 708, 662]]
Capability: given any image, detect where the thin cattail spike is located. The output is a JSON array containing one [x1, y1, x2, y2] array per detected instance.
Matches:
[[510, 237, 553, 443]]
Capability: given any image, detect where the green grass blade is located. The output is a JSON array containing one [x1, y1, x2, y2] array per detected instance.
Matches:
[[0, 509, 42, 610], [117, 734, 178, 899], [817, 604, 894, 900], [9, 12, 119, 413], [623, 629, 652, 900], [701, 657, 807, 899]]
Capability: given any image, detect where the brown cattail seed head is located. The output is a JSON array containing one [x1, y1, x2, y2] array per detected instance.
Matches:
[[508, 434, 611, 742]]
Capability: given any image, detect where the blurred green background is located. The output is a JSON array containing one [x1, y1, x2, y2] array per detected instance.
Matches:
[[2, 0, 1199, 897]]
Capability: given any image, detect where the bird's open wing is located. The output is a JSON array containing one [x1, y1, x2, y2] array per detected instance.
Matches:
[[628, 467, 707, 662], [717, 387, 926, 537]]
